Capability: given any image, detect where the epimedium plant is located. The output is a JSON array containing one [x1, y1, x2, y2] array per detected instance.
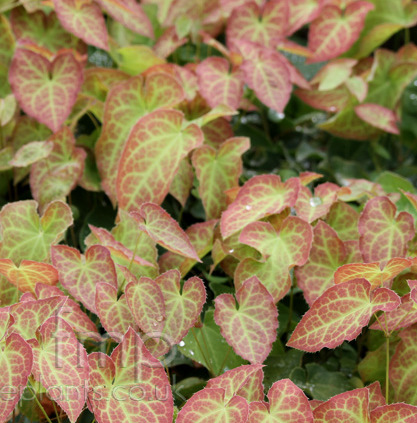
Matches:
[[0, 0, 417, 422]]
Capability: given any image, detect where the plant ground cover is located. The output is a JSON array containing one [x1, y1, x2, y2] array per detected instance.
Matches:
[[1, 0, 417, 422]]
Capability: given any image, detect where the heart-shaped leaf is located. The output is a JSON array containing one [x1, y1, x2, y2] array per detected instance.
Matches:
[[0, 259, 58, 293], [389, 324, 417, 404], [126, 269, 206, 356], [169, 157, 194, 207], [308, 2, 375, 63], [359, 196, 414, 263], [52, 0, 108, 50], [294, 183, 340, 223], [287, 279, 400, 352], [0, 200, 73, 263], [96, 282, 138, 342], [335, 258, 410, 290], [132, 203, 200, 261], [220, 175, 300, 239], [193, 137, 249, 220], [313, 388, 370, 422], [286, 0, 322, 35], [177, 388, 249, 423], [88, 327, 173, 422], [196, 57, 244, 110], [51, 244, 117, 314], [117, 110, 203, 209], [9, 140, 54, 167], [214, 277, 278, 364], [9, 48, 83, 132], [95, 73, 185, 203], [29, 316, 89, 423], [237, 217, 313, 302], [0, 333, 33, 422], [248, 379, 313, 422]]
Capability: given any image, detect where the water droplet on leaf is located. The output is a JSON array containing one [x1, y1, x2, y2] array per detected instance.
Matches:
[[309, 197, 322, 207], [245, 205, 252, 211]]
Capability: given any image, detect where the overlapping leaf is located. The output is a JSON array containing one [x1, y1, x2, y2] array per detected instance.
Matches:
[[29, 317, 89, 423], [236, 217, 312, 302], [371, 403, 417, 422], [159, 220, 217, 276], [30, 126, 86, 209], [0, 15, 14, 96], [88, 328, 173, 422], [0, 259, 58, 293], [169, 157, 194, 207], [335, 258, 410, 290], [9, 140, 54, 167], [326, 201, 360, 241], [117, 109, 203, 209], [126, 270, 206, 356], [313, 388, 370, 422], [132, 203, 200, 261], [52, 0, 108, 50], [220, 175, 300, 239], [248, 379, 313, 422], [355, 103, 400, 134], [0, 333, 33, 422], [95, 282, 138, 342], [214, 277, 278, 364], [51, 244, 117, 314], [177, 388, 248, 423], [0, 200, 73, 263], [389, 324, 417, 405], [287, 279, 400, 352], [358, 196, 414, 263], [95, 73, 185, 203], [9, 47, 83, 132], [192, 137, 250, 220], [196, 57, 244, 110], [308, 2, 375, 62]]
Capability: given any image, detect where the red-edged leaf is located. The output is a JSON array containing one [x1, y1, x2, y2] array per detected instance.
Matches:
[[0, 200, 73, 263], [214, 277, 278, 364], [9, 48, 83, 132], [126, 270, 206, 356], [97, 0, 154, 38], [88, 327, 173, 422], [202, 117, 234, 148], [227, 0, 288, 49], [52, 0, 108, 50], [389, 324, 417, 404], [159, 220, 217, 276], [29, 317, 89, 423], [370, 293, 417, 332], [51, 244, 117, 314], [132, 203, 200, 261], [248, 378, 313, 422], [326, 201, 360, 241], [0, 333, 33, 422], [34, 283, 100, 340], [299, 171, 323, 186], [295, 182, 340, 223], [236, 217, 313, 302], [355, 103, 400, 134], [286, 0, 323, 35], [220, 175, 300, 239], [0, 259, 58, 293], [177, 388, 248, 423], [371, 403, 417, 422], [117, 109, 203, 209], [192, 137, 250, 220], [295, 221, 347, 306], [335, 258, 410, 290], [9, 296, 66, 340], [196, 57, 244, 110], [287, 279, 400, 352], [295, 85, 351, 113], [206, 364, 264, 402], [95, 74, 185, 203], [311, 59, 357, 91], [308, 2, 375, 63], [95, 282, 138, 342], [313, 388, 370, 422], [30, 126, 86, 209], [358, 196, 415, 263], [367, 381, 386, 410], [241, 47, 291, 113]]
